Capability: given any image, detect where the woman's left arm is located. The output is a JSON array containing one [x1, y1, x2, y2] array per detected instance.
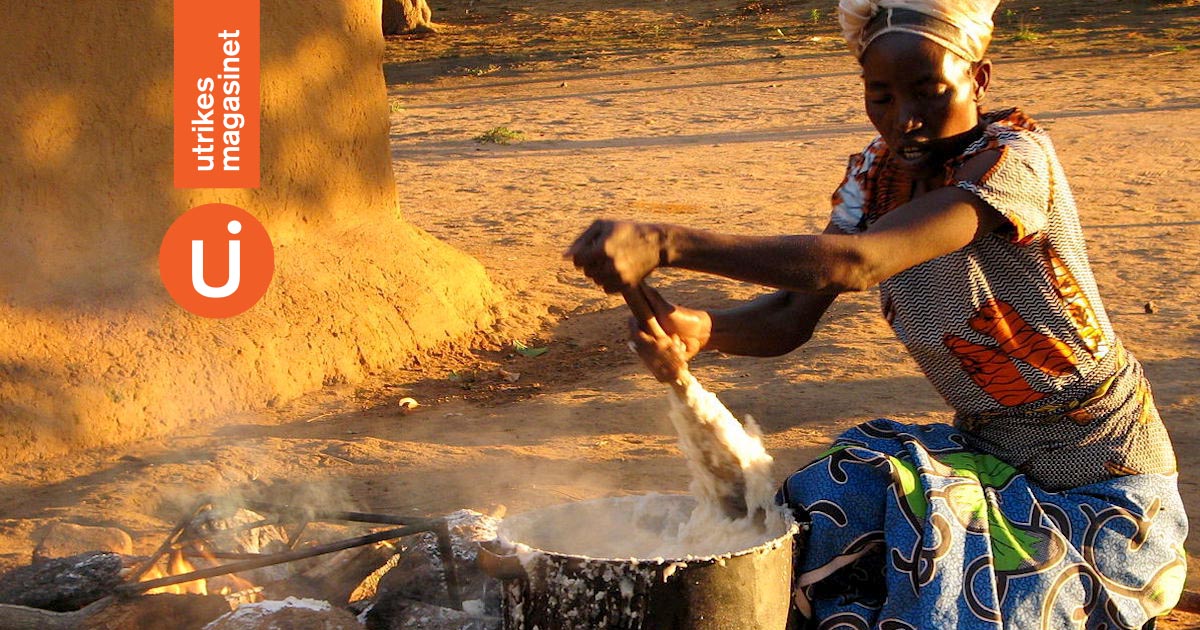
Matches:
[[568, 151, 1007, 294]]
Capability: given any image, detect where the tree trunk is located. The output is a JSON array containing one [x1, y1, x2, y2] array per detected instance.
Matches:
[[382, 0, 436, 35], [1, 0, 496, 467]]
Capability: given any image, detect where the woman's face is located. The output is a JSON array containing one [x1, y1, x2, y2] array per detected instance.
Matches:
[[861, 33, 990, 175]]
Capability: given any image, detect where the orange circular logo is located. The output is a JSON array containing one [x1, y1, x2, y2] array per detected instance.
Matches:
[[159, 203, 274, 318]]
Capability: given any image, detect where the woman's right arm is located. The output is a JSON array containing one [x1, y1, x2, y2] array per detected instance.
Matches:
[[705, 220, 843, 356], [705, 289, 836, 357], [644, 221, 844, 360], [631, 285, 835, 383]]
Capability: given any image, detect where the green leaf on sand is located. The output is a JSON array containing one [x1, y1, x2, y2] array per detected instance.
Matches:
[[513, 340, 549, 357]]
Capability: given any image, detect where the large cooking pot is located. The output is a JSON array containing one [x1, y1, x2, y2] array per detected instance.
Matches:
[[478, 494, 802, 630]]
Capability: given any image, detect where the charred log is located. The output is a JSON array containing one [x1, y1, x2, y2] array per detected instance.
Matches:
[[0, 552, 126, 612]]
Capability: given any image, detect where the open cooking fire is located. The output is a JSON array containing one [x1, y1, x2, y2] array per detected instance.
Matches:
[[139, 547, 259, 599], [141, 549, 208, 596], [118, 497, 462, 609], [0, 499, 489, 629]]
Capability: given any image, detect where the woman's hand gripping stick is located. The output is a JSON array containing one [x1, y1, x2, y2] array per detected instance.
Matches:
[[621, 283, 750, 521]]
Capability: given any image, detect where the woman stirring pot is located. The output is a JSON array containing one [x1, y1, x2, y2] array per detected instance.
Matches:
[[568, 1, 1186, 627]]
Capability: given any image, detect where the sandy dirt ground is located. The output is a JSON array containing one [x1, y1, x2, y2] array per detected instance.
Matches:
[[2, 0, 1200, 625]]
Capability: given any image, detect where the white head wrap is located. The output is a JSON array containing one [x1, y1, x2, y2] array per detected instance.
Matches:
[[839, 0, 1001, 62]]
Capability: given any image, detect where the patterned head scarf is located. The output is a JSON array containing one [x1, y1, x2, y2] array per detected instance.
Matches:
[[839, 0, 1001, 62]]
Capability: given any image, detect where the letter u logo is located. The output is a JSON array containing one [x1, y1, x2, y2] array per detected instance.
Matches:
[[191, 219, 242, 298], [161, 204, 274, 318]]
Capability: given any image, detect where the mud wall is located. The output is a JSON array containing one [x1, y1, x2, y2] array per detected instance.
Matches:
[[0, 2, 496, 463]]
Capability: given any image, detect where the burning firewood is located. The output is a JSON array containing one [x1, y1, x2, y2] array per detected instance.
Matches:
[[368, 509, 501, 621]]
